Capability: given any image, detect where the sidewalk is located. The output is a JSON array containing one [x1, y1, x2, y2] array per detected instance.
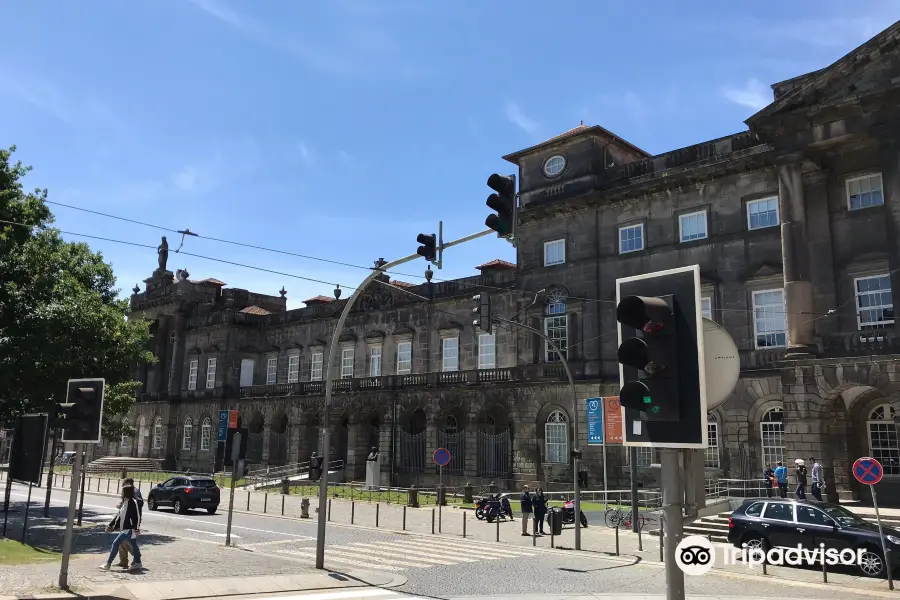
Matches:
[[7, 472, 900, 597]]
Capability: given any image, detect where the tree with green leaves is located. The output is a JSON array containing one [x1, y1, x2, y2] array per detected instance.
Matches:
[[0, 145, 156, 427]]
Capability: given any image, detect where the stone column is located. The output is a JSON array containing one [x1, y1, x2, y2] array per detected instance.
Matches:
[[346, 417, 368, 481], [167, 313, 187, 396], [776, 156, 816, 355], [803, 171, 839, 335], [876, 125, 900, 337]]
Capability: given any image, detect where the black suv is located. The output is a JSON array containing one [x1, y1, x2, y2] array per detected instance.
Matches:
[[728, 497, 900, 577], [147, 476, 220, 514]]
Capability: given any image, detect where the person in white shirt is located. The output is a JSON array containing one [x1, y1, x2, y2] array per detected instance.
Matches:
[[101, 485, 142, 571], [810, 457, 824, 501]]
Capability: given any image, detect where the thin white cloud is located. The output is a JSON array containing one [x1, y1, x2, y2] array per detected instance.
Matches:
[[722, 78, 772, 111], [747, 14, 898, 49], [169, 139, 262, 195], [296, 142, 316, 167], [504, 102, 539, 134], [337, 150, 354, 165]]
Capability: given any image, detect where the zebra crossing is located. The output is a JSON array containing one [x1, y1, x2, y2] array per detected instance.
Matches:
[[273, 535, 540, 572], [229, 587, 423, 600]]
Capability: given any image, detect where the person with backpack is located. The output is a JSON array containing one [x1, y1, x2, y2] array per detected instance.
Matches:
[[114, 478, 143, 569], [102, 485, 142, 571]]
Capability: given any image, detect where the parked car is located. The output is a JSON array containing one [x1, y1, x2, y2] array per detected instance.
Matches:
[[728, 497, 900, 577], [147, 476, 220, 514]]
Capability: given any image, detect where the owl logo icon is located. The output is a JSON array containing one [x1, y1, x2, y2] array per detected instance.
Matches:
[[589, 400, 600, 412]]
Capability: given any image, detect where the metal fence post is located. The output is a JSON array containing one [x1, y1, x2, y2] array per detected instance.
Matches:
[[328, 498, 332, 521], [402, 505, 406, 531], [264, 493, 268, 513], [351, 501, 355, 524], [247, 491, 250, 511], [615, 524, 620, 556], [496, 518, 500, 542], [463, 512, 466, 538], [431, 509, 435, 534], [376, 503, 380, 527], [282, 495, 285, 515]]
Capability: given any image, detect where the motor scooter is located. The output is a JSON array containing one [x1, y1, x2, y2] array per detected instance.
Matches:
[[549, 499, 588, 528]]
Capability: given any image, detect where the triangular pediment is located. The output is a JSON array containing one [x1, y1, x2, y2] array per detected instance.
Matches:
[[742, 263, 783, 281], [748, 22, 900, 125]]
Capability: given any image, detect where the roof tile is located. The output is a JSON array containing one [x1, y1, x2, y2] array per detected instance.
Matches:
[[476, 259, 516, 270], [238, 305, 273, 316]]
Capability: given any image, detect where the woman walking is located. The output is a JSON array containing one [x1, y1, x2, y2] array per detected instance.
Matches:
[[533, 488, 548, 535], [101, 485, 142, 571]]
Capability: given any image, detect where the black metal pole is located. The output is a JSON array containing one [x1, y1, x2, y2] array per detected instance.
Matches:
[[21, 483, 33, 543], [2, 473, 12, 537], [630, 447, 639, 533], [390, 394, 397, 488], [77, 453, 86, 527], [44, 427, 58, 518]]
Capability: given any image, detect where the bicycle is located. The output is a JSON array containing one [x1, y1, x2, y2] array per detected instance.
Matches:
[[604, 507, 627, 528], [605, 508, 657, 531]]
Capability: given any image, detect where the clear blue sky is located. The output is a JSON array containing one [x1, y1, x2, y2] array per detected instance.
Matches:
[[2, 1, 897, 308]]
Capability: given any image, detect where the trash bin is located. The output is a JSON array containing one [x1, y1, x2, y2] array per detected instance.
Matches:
[[408, 485, 419, 507], [549, 507, 563, 536]]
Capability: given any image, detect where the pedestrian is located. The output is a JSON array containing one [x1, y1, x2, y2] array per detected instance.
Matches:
[[101, 485, 142, 571], [774, 461, 788, 498], [794, 459, 807, 500], [533, 488, 547, 535], [116, 478, 144, 568], [810, 457, 824, 501], [762, 464, 776, 498], [519, 485, 533, 536]]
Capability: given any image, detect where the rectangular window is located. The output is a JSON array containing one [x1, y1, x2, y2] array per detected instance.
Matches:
[[187, 360, 198, 390], [752, 289, 787, 349], [478, 333, 496, 369], [369, 346, 382, 377], [287, 354, 300, 383], [543, 239, 566, 266], [205, 358, 217, 389], [396, 341, 412, 374], [239, 358, 254, 387], [266, 356, 278, 385], [544, 301, 567, 362], [847, 173, 884, 210], [701, 297, 712, 320], [706, 418, 720, 469], [747, 197, 779, 230], [442, 337, 459, 372], [625, 447, 654, 468], [341, 347, 354, 379], [679, 210, 708, 242], [311, 352, 324, 381], [618, 224, 644, 253], [200, 420, 211, 451], [856, 274, 894, 328]]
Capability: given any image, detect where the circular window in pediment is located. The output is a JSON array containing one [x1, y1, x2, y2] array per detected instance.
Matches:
[[543, 155, 566, 178]]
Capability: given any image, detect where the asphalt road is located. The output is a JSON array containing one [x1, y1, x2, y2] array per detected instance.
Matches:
[[2, 482, 883, 600]]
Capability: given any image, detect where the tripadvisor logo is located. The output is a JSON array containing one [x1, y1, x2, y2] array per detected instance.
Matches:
[[675, 535, 867, 576]]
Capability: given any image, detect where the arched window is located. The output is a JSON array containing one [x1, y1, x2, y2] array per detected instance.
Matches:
[[760, 407, 784, 467], [200, 417, 212, 451], [544, 410, 568, 464], [868, 404, 899, 476], [152, 417, 163, 450], [182, 417, 193, 451], [706, 413, 720, 469], [444, 415, 458, 435], [120, 418, 130, 450], [544, 290, 568, 363]]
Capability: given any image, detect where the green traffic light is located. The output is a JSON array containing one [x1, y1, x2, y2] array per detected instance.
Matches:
[[651, 405, 660, 414], [643, 396, 651, 404]]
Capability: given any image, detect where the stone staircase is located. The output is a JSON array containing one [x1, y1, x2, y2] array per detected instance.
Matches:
[[84, 456, 162, 474], [651, 509, 900, 543]]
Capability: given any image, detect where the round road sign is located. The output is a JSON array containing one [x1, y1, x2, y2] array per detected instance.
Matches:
[[433, 447, 451, 467], [853, 456, 884, 486]]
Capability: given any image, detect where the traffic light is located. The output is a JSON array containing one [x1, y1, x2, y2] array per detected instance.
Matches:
[[616, 265, 706, 448], [485, 173, 517, 240], [416, 233, 437, 262], [60, 378, 105, 444], [616, 295, 679, 421], [472, 293, 492, 334]]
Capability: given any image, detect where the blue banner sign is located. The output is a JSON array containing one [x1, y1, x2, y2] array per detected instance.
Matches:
[[217, 410, 228, 442], [587, 397, 604, 445]]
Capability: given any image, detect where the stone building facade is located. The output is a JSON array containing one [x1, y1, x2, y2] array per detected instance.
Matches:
[[111, 22, 900, 504]]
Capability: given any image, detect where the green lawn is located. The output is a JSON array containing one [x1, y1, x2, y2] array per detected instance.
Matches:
[[0, 539, 59, 565]]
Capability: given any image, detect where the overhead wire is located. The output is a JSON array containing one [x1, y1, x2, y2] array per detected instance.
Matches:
[[42, 199, 867, 324]]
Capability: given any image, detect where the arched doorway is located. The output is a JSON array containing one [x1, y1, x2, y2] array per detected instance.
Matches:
[[246, 412, 265, 464], [337, 413, 349, 468], [438, 410, 466, 475], [398, 408, 426, 473], [478, 404, 510, 478], [268, 412, 289, 466]]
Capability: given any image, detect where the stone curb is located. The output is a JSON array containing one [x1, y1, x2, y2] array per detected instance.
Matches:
[[1, 569, 406, 600]]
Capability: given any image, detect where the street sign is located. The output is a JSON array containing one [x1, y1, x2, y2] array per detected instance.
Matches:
[[586, 398, 603, 445], [853, 457, 884, 485], [604, 397, 624, 444], [217, 410, 228, 442], [433, 447, 451, 467], [227, 410, 239, 429]]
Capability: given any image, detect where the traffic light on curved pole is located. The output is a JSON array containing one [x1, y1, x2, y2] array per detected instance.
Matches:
[[485, 173, 517, 240], [472, 293, 492, 334], [416, 233, 437, 262], [616, 295, 680, 421]]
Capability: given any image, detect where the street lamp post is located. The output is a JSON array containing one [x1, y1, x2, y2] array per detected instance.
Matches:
[[493, 316, 582, 551], [315, 228, 493, 569]]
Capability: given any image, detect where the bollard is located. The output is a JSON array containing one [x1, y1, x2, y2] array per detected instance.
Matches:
[[431, 509, 435, 534], [264, 493, 268, 514], [659, 520, 664, 562], [116, 479, 120, 494], [533, 524, 536, 547], [496, 518, 500, 542], [106, 479, 110, 493], [402, 505, 407, 531], [822, 555, 827, 583], [615, 525, 620, 556], [637, 521, 643, 552], [551, 528, 555, 549], [376, 503, 380, 528], [762, 561, 767, 575], [463, 512, 466, 538], [300, 498, 310, 518], [328, 498, 332, 521], [281, 495, 285, 515], [247, 491, 250, 511], [351, 501, 355, 524]]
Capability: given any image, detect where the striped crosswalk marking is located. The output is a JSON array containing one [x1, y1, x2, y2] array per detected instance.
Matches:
[[247, 589, 417, 600], [276, 535, 539, 572]]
